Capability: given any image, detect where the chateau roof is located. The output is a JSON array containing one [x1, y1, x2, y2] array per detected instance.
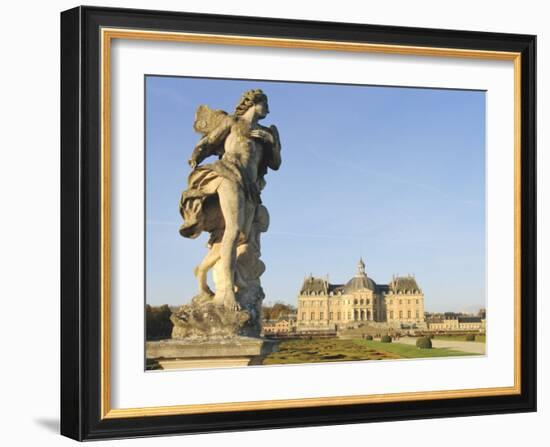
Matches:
[[427, 317, 444, 323], [300, 276, 329, 294], [344, 274, 376, 292], [458, 317, 482, 323], [389, 275, 421, 293], [299, 263, 421, 296]]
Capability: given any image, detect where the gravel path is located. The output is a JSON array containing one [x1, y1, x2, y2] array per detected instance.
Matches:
[[396, 337, 486, 355]]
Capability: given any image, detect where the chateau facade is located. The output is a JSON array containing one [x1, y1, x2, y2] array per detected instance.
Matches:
[[427, 317, 485, 332], [297, 258, 426, 331]]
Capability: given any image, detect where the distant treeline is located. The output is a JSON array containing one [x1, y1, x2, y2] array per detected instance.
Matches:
[[146, 304, 173, 340], [262, 302, 296, 320]]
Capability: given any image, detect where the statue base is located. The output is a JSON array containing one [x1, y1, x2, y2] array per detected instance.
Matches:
[[170, 292, 262, 338], [146, 337, 279, 370]]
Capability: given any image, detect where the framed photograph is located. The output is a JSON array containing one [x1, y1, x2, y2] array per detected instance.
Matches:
[[60, 5, 536, 441]]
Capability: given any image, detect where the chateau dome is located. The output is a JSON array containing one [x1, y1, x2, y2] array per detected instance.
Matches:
[[343, 257, 376, 292], [344, 274, 376, 292]]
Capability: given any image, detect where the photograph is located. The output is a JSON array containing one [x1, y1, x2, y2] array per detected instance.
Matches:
[[58, 6, 537, 440], [144, 76, 487, 370]]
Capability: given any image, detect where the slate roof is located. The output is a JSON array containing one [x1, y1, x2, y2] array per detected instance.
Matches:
[[299, 265, 421, 297], [300, 276, 329, 294], [457, 317, 483, 323], [344, 274, 376, 292], [389, 276, 421, 293]]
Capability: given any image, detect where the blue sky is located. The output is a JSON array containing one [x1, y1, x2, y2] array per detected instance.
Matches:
[[145, 76, 486, 313]]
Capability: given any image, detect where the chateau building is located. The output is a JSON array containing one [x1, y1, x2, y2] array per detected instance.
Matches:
[[427, 316, 486, 332], [296, 258, 426, 331], [262, 317, 297, 335]]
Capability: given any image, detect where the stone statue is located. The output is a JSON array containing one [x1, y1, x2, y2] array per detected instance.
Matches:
[[172, 89, 281, 338]]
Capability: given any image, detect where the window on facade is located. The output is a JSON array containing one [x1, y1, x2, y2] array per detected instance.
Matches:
[[310, 312, 315, 320], [337, 312, 341, 320], [399, 300, 402, 305], [348, 312, 351, 320], [320, 312, 324, 320], [360, 299, 364, 305], [408, 299, 410, 305], [329, 312, 333, 320], [407, 310, 411, 318], [301, 313, 305, 321], [354, 299, 358, 305], [390, 311, 394, 319], [399, 311, 403, 319], [367, 299, 370, 305], [416, 311, 419, 318], [416, 299, 419, 304]]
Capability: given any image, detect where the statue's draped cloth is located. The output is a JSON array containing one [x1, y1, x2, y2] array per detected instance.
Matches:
[[179, 157, 262, 243]]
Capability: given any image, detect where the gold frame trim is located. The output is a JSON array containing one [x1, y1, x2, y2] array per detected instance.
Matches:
[[100, 28, 522, 419]]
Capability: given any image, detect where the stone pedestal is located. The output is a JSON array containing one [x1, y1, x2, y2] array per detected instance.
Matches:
[[146, 337, 279, 370], [170, 293, 262, 339]]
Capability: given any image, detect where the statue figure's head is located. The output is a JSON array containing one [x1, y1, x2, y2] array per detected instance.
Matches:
[[235, 89, 269, 119]]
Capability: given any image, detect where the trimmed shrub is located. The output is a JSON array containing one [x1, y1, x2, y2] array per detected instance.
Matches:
[[465, 334, 476, 341], [364, 334, 373, 341], [416, 336, 432, 349], [380, 335, 392, 343]]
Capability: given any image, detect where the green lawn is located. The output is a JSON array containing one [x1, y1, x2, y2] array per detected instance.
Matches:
[[262, 337, 476, 365], [432, 334, 486, 343]]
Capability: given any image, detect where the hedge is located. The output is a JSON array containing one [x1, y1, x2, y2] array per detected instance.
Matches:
[[416, 336, 432, 349]]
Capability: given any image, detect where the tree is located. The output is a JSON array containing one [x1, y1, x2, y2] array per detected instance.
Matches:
[[146, 304, 174, 340], [262, 301, 296, 320]]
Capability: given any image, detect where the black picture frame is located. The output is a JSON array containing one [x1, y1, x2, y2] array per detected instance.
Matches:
[[61, 5, 536, 441]]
